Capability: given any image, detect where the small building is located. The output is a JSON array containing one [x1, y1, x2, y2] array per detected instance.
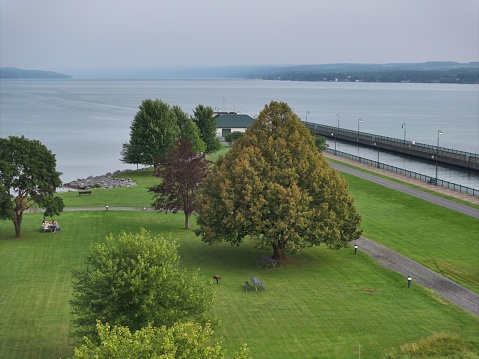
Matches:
[[215, 112, 254, 140]]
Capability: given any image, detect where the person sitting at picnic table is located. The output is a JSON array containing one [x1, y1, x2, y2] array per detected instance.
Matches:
[[50, 219, 59, 233], [42, 220, 50, 232]]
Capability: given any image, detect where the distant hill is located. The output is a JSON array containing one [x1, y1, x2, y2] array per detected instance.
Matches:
[[0, 67, 71, 79], [241, 62, 479, 84]]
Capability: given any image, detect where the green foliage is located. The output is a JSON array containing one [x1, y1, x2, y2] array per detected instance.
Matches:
[[0, 135, 64, 237], [72, 321, 250, 359], [196, 101, 362, 259], [173, 105, 206, 153], [39, 195, 65, 218], [193, 105, 221, 153], [384, 332, 478, 359], [121, 99, 180, 168], [311, 131, 328, 152], [224, 131, 244, 143], [150, 137, 211, 229], [70, 229, 214, 341], [121, 100, 209, 168]]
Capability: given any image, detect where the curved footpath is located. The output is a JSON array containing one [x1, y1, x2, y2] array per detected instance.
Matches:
[[329, 162, 479, 219], [63, 163, 479, 317], [329, 161, 479, 317], [354, 237, 479, 317]]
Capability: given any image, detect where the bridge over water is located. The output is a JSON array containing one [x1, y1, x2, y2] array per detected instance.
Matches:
[[306, 123, 479, 173]]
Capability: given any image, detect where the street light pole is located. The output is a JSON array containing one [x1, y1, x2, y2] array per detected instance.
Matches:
[[332, 133, 336, 154], [357, 118, 362, 141], [377, 142, 380, 167], [401, 123, 406, 144], [435, 130, 443, 185], [373, 136, 379, 167]]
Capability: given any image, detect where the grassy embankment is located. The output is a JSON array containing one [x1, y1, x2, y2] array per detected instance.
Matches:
[[0, 156, 478, 359]]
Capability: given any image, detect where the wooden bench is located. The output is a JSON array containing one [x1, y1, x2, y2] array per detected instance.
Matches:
[[78, 190, 92, 195]]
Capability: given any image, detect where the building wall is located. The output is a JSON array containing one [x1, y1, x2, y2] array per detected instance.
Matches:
[[216, 127, 247, 139]]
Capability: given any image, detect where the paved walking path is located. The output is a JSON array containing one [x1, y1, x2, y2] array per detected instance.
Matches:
[[328, 161, 479, 317], [353, 237, 479, 317]]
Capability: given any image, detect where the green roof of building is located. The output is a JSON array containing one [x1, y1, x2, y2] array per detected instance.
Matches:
[[216, 114, 254, 128]]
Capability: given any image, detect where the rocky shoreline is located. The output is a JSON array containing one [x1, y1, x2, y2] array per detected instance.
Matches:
[[62, 170, 137, 190]]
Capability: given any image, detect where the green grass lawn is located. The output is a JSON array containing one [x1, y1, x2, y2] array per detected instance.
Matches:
[[1, 211, 478, 359], [343, 174, 479, 294], [1, 160, 478, 358], [59, 168, 156, 208], [58, 165, 479, 294]]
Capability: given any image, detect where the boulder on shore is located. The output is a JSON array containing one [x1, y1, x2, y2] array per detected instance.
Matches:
[[63, 170, 137, 190]]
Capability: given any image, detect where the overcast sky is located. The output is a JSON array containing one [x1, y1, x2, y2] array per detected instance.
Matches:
[[1, 0, 478, 72]]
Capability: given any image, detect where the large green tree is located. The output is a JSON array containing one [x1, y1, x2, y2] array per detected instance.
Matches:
[[70, 229, 214, 341], [193, 104, 221, 153], [121, 99, 180, 169], [0, 136, 64, 238], [195, 101, 362, 259], [72, 321, 250, 359]]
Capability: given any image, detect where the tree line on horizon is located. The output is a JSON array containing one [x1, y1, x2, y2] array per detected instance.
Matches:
[[250, 68, 479, 84]]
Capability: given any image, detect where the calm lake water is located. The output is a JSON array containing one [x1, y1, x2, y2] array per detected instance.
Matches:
[[1, 79, 478, 188]]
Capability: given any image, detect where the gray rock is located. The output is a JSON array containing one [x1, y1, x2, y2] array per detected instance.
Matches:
[[63, 171, 137, 190]]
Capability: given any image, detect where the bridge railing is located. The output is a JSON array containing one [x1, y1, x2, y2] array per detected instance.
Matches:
[[325, 148, 478, 197], [308, 123, 479, 162]]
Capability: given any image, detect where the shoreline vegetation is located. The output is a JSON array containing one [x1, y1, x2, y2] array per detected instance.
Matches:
[[245, 62, 479, 84], [2, 61, 478, 83]]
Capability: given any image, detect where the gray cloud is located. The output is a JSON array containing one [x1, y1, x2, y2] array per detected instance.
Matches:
[[1, 0, 478, 71]]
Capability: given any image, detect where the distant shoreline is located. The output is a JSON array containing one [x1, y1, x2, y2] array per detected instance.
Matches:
[[0, 67, 71, 79], [2, 62, 477, 83]]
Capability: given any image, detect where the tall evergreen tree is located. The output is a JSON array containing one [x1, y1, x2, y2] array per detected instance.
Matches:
[[196, 101, 362, 259], [193, 104, 221, 153]]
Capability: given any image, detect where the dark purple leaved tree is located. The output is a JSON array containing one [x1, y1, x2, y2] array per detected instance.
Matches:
[[149, 136, 211, 229]]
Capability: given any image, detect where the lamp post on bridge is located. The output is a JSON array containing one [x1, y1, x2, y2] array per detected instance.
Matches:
[[401, 123, 406, 144], [435, 130, 443, 185], [372, 135, 379, 167], [331, 133, 337, 154], [357, 118, 362, 141]]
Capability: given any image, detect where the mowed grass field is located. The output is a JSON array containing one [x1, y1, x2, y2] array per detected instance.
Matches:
[[0, 164, 478, 358]]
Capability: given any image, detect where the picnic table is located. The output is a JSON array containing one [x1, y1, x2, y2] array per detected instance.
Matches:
[[256, 256, 282, 270], [249, 277, 266, 291]]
